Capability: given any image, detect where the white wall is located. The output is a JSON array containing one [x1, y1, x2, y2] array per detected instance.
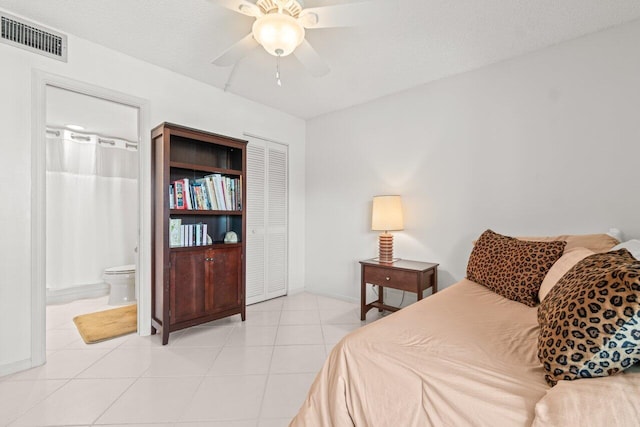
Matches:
[[305, 19, 640, 303], [0, 10, 306, 374]]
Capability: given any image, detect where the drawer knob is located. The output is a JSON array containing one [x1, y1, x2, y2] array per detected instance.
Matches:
[[386, 276, 390, 281]]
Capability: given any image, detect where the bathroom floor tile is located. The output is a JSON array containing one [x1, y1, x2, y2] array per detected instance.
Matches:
[[321, 323, 361, 345], [316, 295, 357, 311], [45, 328, 82, 350], [246, 297, 284, 312], [281, 293, 318, 311], [207, 346, 273, 376], [171, 325, 234, 347], [9, 349, 110, 380], [98, 424, 174, 427], [260, 373, 316, 419], [0, 380, 66, 426], [31, 291, 370, 425], [259, 418, 294, 427], [142, 347, 221, 377], [175, 421, 257, 427], [242, 310, 281, 326], [226, 325, 278, 347], [95, 377, 202, 424], [275, 325, 324, 346], [10, 378, 133, 426], [269, 345, 327, 374], [64, 331, 131, 350], [319, 308, 363, 325], [119, 332, 167, 348], [77, 347, 153, 378], [279, 310, 321, 325], [179, 375, 267, 422]]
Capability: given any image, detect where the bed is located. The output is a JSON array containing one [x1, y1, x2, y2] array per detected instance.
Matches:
[[290, 232, 640, 426]]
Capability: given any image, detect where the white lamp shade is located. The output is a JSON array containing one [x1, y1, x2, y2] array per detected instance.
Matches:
[[252, 13, 305, 57], [372, 195, 404, 231]]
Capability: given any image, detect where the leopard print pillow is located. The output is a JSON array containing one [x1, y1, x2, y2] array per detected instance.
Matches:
[[538, 249, 640, 386], [467, 230, 566, 307]]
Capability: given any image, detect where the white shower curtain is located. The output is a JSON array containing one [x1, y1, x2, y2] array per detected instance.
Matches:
[[46, 130, 138, 290]]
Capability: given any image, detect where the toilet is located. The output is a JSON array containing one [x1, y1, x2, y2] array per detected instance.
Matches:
[[104, 264, 136, 305]]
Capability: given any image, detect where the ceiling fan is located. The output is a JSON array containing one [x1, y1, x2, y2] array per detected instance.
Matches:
[[211, 0, 394, 81]]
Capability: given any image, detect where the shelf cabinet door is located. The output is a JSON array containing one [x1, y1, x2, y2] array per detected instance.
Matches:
[[206, 246, 242, 312], [169, 249, 206, 325]]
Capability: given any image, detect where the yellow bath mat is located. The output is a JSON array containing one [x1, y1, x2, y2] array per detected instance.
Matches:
[[73, 304, 137, 344]]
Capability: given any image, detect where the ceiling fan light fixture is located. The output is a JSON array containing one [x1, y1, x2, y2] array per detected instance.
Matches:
[[252, 13, 305, 57]]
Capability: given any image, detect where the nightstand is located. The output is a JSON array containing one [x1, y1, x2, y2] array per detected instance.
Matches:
[[360, 259, 439, 320]]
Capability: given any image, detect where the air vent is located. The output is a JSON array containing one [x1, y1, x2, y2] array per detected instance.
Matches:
[[1, 13, 67, 61]]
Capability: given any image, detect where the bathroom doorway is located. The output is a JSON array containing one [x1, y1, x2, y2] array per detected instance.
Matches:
[[31, 73, 150, 365], [45, 86, 139, 304], [45, 86, 139, 346]]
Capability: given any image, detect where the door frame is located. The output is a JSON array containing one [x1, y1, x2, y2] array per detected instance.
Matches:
[[31, 71, 151, 367]]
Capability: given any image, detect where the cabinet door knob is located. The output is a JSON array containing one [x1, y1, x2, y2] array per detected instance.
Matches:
[[386, 277, 390, 281]]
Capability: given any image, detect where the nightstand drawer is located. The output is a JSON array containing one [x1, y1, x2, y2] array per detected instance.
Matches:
[[364, 267, 416, 292]]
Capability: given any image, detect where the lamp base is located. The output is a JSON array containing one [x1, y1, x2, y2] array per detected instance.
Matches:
[[373, 257, 400, 264], [378, 232, 396, 263]]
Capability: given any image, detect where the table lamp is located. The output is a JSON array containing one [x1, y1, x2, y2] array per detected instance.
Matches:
[[371, 195, 404, 263]]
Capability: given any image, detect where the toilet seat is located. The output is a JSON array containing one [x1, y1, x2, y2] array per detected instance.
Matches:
[[104, 264, 136, 305]]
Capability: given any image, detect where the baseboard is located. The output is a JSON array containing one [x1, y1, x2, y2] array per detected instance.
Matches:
[[0, 358, 34, 378], [46, 283, 109, 305], [304, 287, 359, 304]]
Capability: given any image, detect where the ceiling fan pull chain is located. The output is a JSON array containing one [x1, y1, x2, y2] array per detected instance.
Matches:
[[276, 49, 283, 87]]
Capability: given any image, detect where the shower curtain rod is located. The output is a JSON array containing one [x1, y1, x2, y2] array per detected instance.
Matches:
[[46, 126, 138, 148]]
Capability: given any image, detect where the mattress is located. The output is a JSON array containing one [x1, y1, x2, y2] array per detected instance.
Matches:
[[290, 279, 550, 427]]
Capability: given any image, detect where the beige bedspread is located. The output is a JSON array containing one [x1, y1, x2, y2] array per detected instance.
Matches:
[[290, 279, 549, 427]]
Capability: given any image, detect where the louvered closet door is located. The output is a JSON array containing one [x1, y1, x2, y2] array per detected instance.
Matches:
[[266, 145, 287, 296], [246, 138, 288, 304]]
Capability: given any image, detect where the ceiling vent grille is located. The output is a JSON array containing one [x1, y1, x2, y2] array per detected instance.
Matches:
[[1, 13, 67, 61]]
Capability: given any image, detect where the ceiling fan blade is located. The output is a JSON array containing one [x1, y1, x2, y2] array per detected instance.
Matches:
[[210, 0, 262, 17], [298, 0, 395, 29], [293, 39, 330, 77], [212, 33, 259, 66]]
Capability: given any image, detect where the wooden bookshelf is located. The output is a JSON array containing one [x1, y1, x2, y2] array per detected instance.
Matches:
[[151, 122, 247, 345]]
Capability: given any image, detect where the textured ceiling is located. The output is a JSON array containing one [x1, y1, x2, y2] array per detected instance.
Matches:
[[2, 0, 640, 119]]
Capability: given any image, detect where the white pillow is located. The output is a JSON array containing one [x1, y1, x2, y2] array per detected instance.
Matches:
[[611, 239, 640, 260], [607, 227, 624, 242]]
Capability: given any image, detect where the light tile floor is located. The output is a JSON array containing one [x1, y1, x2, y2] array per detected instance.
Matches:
[[1, 292, 383, 426]]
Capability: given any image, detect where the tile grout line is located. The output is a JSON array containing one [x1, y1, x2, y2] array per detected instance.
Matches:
[[256, 303, 284, 423]]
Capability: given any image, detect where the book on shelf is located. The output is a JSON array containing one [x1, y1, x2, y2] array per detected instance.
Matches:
[[170, 222, 211, 248], [210, 174, 226, 210], [170, 175, 242, 211], [184, 178, 193, 210], [169, 218, 181, 247], [173, 180, 185, 210], [204, 176, 219, 210], [202, 223, 208, 246], [238, 175, 242, 210], [195, 178, 212, 210], [193, 184, 205, 210]]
